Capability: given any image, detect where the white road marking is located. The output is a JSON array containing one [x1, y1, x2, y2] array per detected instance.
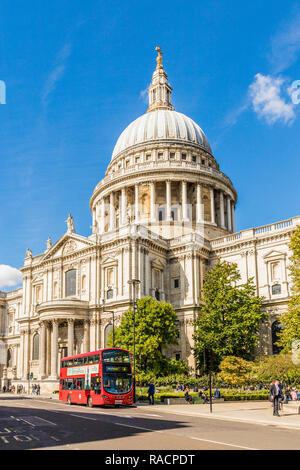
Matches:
[[189, 436, 258, 450], [115, 422, 163, 433], [70, 414, 97, 421], [115, 422, 258, 449]]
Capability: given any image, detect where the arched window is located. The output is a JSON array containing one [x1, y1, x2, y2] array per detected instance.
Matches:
[[7, 348, 12, 367], [272, 321, 283, 355], [104, 324, 113, 348], [65, 269, 76, 297], [32, 333, 40, 360]]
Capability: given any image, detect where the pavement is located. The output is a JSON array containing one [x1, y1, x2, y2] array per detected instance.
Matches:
[[144, 401, 300, 430], [8, 393, 300, 430]]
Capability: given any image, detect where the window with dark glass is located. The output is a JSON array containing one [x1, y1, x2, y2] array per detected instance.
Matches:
[[32, 333, 39, 360], [272, 284, 281, 295], [107, 288, 113, 299], [174, 279, 179, 288], [65, 269, 76, 297]]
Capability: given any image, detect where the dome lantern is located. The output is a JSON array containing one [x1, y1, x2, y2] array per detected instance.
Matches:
[[147, 46, 174, 113]]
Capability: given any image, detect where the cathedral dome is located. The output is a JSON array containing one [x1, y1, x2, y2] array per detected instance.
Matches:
[[111, 109, 212, 160]]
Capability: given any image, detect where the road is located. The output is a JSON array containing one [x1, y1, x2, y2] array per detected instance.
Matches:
[[0, 394, 300, 451]]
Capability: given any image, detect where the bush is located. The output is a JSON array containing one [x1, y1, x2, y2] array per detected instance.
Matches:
[[136, 389, 270, 402]]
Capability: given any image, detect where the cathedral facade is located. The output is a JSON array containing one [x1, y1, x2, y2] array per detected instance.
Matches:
[[1, 50, 299, 392]]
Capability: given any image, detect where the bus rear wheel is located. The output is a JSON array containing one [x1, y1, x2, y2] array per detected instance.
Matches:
[[87, 396, 93, 408], [67, 395, 72, 405]]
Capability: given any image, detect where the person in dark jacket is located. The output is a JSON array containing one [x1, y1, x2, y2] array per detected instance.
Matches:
[[148, 381, 155, 405], [270, 379, 282, 416]]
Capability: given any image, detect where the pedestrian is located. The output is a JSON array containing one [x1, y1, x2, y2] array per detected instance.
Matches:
[[213, 388, 221, 399], [36, 384, 40, 395], [184, 386, 193, 404], [291, 387, 298, 400], [270, 379, 282, 416], [147, 380, 155, 405]]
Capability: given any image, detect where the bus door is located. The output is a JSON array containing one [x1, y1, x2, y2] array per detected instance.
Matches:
[[91, 376, 102, 395]]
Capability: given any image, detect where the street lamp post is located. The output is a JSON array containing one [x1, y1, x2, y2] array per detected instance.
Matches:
[[128, 279, 140, 404]]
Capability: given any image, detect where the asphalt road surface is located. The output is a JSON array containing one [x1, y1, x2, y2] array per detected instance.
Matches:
[[0, 395, 299, 451]]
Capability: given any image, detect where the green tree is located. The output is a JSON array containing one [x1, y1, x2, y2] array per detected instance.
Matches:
[[107, 296, 179, 375], [218, 356, 254, 387], [194, 261, 266, 372], [277, 226, 300, 352], [254, 354, 300, 385]]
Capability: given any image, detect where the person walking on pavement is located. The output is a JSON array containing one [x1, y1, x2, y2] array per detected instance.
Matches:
[[270, 379, 282, 416], [147, 380, 155, 405]]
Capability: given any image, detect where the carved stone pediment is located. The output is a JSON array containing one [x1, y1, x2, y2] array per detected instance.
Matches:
[[41, 234, 96, 261]]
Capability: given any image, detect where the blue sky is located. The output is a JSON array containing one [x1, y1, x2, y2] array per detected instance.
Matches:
[[1, 0, 300, 289]]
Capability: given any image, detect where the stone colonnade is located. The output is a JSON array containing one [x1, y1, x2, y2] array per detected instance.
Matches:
[[93, 180, 236, 233], [20, 318, 92, 380]]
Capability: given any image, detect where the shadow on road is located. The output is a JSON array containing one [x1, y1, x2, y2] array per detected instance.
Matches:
[[0, 396, 190, 450]]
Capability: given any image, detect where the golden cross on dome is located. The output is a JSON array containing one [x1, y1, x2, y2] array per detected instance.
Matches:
[[155, 46, 163, 69]]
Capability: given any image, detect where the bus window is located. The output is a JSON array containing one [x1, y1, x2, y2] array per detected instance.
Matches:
[[102, 349, 130, 363]]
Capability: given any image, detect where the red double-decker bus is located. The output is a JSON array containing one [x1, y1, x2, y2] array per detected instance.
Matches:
[[59, 348, 133, 407]]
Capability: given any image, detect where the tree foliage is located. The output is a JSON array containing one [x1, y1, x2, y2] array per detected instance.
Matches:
[[218, 356, 254, 386], [277, 226, 300, 352], [194, 261, 266, 372], [107, 296, 179, 375], [253, 354, 300, 384]]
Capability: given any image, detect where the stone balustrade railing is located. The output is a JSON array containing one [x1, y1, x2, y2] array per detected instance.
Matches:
[[211, 216, 300, 249], [92, 159, 234, 194]]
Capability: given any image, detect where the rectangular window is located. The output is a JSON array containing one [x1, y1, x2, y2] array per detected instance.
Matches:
[[174, 278, 179, 288], [192, 155, 197, 163], [65, 269, 76, 297], [181, 153, 186, 160], [170, 152, 175, 159], [158, 152, 163, 159]]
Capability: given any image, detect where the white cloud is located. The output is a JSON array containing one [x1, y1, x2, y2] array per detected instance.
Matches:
[[249, 73, 296, 125], [269, 9, 300, 73], [41, 42, 72, 107], [139, 87, 149, 105], [0, 265, 22, 290]]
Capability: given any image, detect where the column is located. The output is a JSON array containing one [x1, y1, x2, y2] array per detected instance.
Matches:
[[227, 196, 232, 231], [220, 191, 225, 228], [231, 202, 236, 233], [51, 319, 59, 378], [20, 330, 25, 379], [182, 181, 188, 221], [83, 320, 90, 353], [100, 198, 105, 233], [39, 321, 46, 379], [67, 318, 74, 357], [109, 192, 115, 231], [150, 182, 156, 221], [134, 184, 139, 223], [166, 180, 172, 221], [210, 187, 216, 224], [196, 183, 203, 223], [23, 328, 30, 380], [121, 187, 127, 225]]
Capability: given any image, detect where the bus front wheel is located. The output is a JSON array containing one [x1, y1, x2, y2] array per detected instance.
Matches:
[[87, 396, 93, 408]]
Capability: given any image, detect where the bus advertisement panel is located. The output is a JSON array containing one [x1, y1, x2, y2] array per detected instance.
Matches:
[[59, 348, 133, 407]]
